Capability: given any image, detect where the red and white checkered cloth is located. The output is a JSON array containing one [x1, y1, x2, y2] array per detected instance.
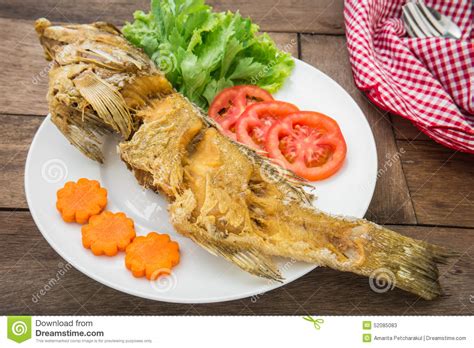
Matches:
[[344, 0, 474, 153]]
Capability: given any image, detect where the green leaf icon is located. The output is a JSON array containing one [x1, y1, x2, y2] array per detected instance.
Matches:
[[7, 316, 32, 343]]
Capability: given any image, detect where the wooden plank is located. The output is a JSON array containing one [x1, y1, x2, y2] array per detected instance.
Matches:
[[300, 34, 417, 225], [0, 18, 297, 115], [266, 32, 299, 58], [0, 18, 50, 115], [0, 212, 472, 315], [0, 115, 44, 209], [398, 140, 474, 228], [0, 0, 344, 34], [391, 114, 431, 141]]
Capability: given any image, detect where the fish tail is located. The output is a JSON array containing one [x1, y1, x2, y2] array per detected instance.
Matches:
[[352, 223, 457, 300]]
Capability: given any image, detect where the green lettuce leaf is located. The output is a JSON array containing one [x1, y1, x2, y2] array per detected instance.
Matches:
[[123, 0, 294, 109]]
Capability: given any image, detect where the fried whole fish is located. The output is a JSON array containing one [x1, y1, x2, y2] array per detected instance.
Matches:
[[36, 18, 454, 300]]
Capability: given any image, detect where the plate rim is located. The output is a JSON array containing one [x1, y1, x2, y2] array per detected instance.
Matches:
[[24, 57, 378, 304]]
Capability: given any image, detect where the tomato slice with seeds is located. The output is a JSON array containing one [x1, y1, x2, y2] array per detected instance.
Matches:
[[235, 101, 299, 151], [265, 112, 347, 181], [209, 85, 273, 140]]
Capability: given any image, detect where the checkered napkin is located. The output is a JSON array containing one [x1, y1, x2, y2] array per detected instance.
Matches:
[[344, 0, 474, 153]]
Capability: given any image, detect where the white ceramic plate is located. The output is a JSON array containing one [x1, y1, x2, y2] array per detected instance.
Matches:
[[25, 58, 377, 303]]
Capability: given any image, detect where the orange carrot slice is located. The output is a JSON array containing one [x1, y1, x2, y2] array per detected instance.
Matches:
[[56, 178, 107, 224], [125, 232, 180, 279], [82, 211, 136, 256]]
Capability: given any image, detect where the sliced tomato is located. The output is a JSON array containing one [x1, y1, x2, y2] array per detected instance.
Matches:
[[209, 85, 273, 139], [265, 112, 347, 181], [235, 101, 299, 151]]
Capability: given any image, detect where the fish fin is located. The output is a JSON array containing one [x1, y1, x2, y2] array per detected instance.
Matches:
[[74, 71, 133, 138], [169, 189, 283, 282], [356, 224, 458, 300], [239, 145, 316, 205], [190, 232, 283, 282], [50, 110, 107, 163]]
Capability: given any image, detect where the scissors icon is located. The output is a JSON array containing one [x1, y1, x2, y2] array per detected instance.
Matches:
[[303, 316, 324, 330]]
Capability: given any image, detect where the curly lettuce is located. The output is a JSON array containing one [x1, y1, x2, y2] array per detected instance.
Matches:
[[123, 0, 294, 109]]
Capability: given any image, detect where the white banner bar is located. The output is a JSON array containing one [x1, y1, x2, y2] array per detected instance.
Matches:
[[0, 316, 472, 347]]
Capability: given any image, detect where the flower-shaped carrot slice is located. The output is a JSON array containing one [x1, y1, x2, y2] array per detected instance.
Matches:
[[82, 211, 136, 256], [56, 178, 107, 224], [125, 232, 180, 280]]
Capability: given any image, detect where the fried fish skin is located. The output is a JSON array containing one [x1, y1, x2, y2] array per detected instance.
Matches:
[[120, 93, 452, 300], [35, 18, 173, 162], [36, 19, 454, 300]]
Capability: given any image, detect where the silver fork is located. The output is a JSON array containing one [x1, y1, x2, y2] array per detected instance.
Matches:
[[402, 0, 462, 39]]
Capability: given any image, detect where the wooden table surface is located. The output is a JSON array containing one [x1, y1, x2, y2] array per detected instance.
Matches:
[[1, 0, 473, 315]]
